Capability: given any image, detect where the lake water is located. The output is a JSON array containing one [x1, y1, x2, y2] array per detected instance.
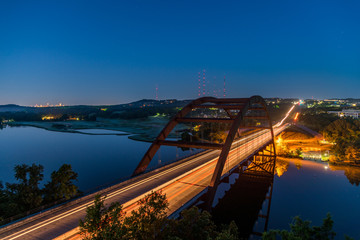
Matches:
[[269, 158, 360, 239], [1, 126, 359, 239], [0, 126, 192, 192]]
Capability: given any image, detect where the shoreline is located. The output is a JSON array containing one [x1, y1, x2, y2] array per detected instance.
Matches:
[[277, 126, 360, 168], [5, 117, 183, 142]]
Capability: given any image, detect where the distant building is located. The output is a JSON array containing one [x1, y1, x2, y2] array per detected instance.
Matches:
[[328, 109, 360, 119]]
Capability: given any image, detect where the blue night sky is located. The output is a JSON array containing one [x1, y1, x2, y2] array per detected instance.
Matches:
[[1, 0, 359, 105]]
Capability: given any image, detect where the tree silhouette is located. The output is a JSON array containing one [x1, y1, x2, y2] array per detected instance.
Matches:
[[44, 164, 79, 202], [263, 213, 337, 240], [79, 194, 126, 240], [6, 164, 44, 211]]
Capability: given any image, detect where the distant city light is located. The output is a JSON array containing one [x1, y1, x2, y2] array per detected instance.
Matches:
[[42, 116, 55, 120], [34, 103, 64, 107]]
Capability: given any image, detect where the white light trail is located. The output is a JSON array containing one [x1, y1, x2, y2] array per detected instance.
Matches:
[[273, 102, 298, 128]]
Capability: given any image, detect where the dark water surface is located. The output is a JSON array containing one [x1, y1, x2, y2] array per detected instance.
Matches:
[[0, 126, 190, 192], [212, 159, 360, 239], [269, 159, 360, 239]]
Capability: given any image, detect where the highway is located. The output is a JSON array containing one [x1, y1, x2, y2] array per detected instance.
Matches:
[[0, 124, 288, 240]]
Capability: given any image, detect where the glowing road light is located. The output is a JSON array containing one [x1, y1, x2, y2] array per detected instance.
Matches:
[[294, 112, 300, 121], [324, 165, 329, 170], [274, 102, 298, 127]]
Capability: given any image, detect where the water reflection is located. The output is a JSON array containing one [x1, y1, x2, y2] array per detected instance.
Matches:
[[212, 154, 276, 238], [270, 157, 360, 239], [329, 165, 360, 186], [294, 158, 303, 170], [275, 158, 305, 177], [211, 157, 360, 238], [276, 157, 360, 186], [0, 126, 191, 191], [275, 158, 289, 177], [212, 173, 274, 238]]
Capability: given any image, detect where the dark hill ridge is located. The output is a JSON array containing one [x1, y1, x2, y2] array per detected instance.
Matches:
[[0, 99, 189, 111], [0, 99, 191, 121], [0, 104, 30, 112], [0, 98, 297, 122]]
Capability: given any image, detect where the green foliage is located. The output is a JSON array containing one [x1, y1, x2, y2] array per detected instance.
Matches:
[[323, 119, 360, 163], [215, 221, 239, 240], [6, 164, 44, 211], [79, 191, 169, 240], [44, 164, 78, 202], [262, 213, 337, 240], [80, 192, 356, 240], [124, 191, 169, 240], [299, 111, 338, 133], [80, 192, 240, 240], [192, 122, 230, 143], [0, 163, 79, 223], [79, 195, 126, 240], [165, 206, 217, 240], [299, 112, 360, 164]]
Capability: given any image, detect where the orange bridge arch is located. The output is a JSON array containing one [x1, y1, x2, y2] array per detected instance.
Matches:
[[133, 96, 277, 208]]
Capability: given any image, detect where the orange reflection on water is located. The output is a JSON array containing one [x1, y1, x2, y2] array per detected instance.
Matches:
[[275, 157, 360, 186]]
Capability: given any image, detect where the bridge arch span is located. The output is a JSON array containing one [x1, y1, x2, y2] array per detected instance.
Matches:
[[133, 96, 277, 207]]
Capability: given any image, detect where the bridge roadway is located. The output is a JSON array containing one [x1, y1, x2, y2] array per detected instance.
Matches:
[[0, 124, 288, 240]]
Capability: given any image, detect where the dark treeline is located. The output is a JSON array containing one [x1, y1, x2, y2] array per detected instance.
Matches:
[[267, 102, 296, 123], [0, 164, 79, 223], [0, 111, 43, 121], [298, 107, 339, 132], [181, 122, 230, 145], [107, 106, 180, 119]]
